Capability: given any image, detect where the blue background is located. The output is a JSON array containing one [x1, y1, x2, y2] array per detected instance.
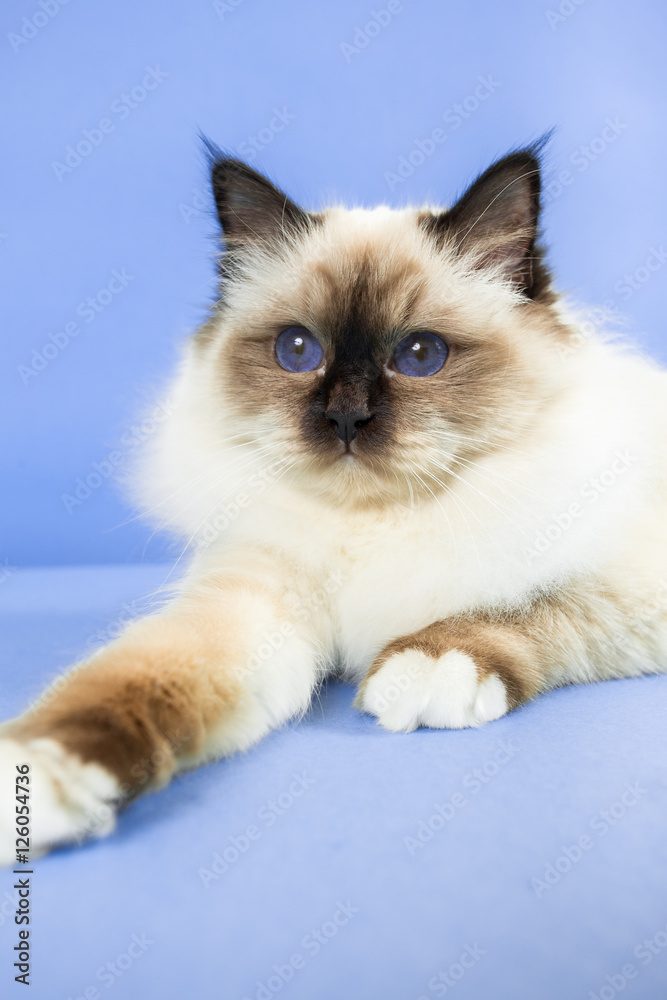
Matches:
[[2, 4, 667, 999], [1, 0, 666, 567]]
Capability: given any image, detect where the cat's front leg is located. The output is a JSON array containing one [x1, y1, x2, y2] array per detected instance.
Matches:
[[355, 582, 665, 732], [355, 617, 540, 732], [0, 569, 321, 862]]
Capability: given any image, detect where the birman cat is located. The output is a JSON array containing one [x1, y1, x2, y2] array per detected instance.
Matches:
[[1, 141, 666, 861]]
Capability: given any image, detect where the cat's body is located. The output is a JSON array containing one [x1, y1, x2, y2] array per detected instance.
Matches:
[[1, 143, 666, 861], [154, 319, 667, 684]]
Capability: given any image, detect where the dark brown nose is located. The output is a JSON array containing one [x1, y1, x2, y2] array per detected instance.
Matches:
[[325, 409, 372, 446]]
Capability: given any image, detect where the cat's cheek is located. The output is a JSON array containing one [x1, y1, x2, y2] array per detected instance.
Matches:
[[355, 649, 509, 732], [0, 737, 121, 864]]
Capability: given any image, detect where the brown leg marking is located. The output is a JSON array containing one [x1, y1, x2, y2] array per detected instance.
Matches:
[[362, 614, 544, 711], [8, 617, 241, 795]]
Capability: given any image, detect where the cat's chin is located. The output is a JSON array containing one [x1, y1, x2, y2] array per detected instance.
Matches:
[[292, 452, 408, 510]]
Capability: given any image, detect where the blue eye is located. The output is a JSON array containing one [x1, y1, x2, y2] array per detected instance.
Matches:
[[275, 327, 324, 373], [392, 332, 448, 377]]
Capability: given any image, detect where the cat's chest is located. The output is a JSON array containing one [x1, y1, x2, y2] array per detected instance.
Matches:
[[322, 507, 503, 668]]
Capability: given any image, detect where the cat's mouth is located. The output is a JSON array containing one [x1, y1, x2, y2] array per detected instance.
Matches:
[[333, 438, 365, 462]]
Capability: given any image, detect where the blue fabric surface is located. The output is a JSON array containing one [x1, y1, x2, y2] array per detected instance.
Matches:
[[1, 565, 666, 999]]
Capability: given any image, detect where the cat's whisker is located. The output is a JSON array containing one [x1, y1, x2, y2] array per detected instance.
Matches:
[[157, 454, 296, 585], [405, 446, 531, 539], [428, 455, 553, 519], [428, 463, 532, 539], [426, 428, 543, 462], [138, 445, 287, 556], [109, 434, 275, 530], [154, 445, 287, 532], [424, 432, 575, 496], [410, 469, 459, 559], [412, 462, 486, 573], [142, 443, 281, 536]]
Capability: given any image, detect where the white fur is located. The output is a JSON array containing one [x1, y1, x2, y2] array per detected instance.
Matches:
[[6, 204, 665, 864], [359, 650, 509, 731], [196, 607, 322, 761], [0, 738, 120, 864], [136, 318, 667, 687]]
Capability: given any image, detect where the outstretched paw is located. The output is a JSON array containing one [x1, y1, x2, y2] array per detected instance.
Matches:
[[0, 737, 121, 864]]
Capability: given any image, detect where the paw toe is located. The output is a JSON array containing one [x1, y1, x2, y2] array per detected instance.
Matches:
[[0, 737, 120, 864], [473, 671, 509, 724], [359, 647, 509, 732]]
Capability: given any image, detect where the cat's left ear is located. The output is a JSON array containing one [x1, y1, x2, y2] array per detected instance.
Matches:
[[424, 145, 546, 296], [207, 149, 314, 249]]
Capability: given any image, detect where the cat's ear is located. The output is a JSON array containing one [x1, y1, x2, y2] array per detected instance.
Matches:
[[424, 144, 547, 295], [207, 149, 313, 248]]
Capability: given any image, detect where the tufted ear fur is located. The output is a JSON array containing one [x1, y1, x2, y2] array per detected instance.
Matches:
[[422, 141, 551, 298], [206, 148, 314, 249]]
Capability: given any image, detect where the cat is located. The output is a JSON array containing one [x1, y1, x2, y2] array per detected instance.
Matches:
[[1, 140, 666, 862]]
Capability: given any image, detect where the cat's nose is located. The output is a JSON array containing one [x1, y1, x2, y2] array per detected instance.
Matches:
[[325, 409, 372, 446]]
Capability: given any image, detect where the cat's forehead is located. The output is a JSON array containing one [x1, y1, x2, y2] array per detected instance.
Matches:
[[302, 208, 426, 334], [310, 204, 430, 277], [266, 205, 464, 338], [224, 202, 510, 346]]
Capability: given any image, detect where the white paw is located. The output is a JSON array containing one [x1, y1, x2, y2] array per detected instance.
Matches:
[[0, 737, 121, 865], [358, 649, 509, 732]]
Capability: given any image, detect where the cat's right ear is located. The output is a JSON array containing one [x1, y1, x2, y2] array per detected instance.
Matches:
[[206, 144, 314, 249], [420, 137, 552, 299]]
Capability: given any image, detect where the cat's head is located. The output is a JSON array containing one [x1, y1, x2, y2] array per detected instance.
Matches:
[[198, 142, 570, 507]]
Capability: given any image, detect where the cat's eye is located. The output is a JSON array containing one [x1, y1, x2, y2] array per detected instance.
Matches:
[[275, 327, 324, 373], [391, 332, 448, 377]]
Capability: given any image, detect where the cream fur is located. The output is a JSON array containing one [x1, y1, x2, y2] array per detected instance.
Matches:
[[134, 207, 667, 686], [2, 175, 666, 862]]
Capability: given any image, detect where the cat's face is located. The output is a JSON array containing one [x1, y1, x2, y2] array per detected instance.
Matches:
[[202, 145, 568, 506]]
